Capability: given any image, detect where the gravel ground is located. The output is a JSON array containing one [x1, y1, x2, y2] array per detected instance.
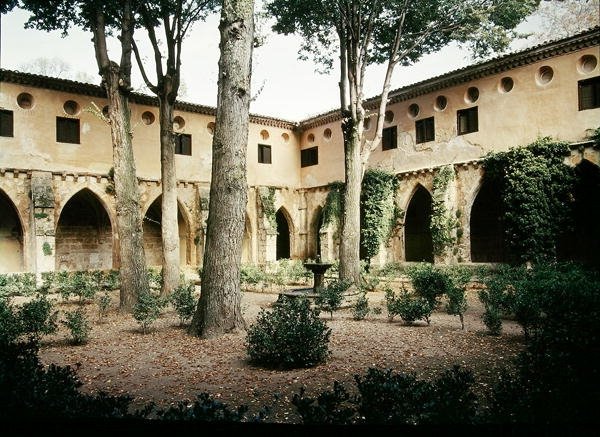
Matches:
[[37, 286, 525, 424]]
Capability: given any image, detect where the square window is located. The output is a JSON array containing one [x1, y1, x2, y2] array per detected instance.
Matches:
[[56, 117, 80, 144], [258, 144, 272, 164], [175, 133, 192, 155], [415, 117, 435, 144], [382, 126, 397, 150], [301, 146, 318, 167], [579, 76, 600, 110], [457, 107, 478, 135], [0, 110, 14, 137]]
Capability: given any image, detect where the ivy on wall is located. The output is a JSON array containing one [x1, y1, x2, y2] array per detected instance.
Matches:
[[259, 187, 277, 229], [483, 137, 575, 264], [430, 165, 461, 257], [321, 181, 344, 229], [360, 169, 399, 262]]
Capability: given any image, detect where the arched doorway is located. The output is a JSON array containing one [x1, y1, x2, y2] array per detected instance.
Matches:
[[56, 189, 113, 271], [276, 208, 291, 260], [404, 185, 433, 262], [143, 196, 190, 267], [0, 190, 24, 272], [558, 160, 600, 266], [470, 181, 506, 262]]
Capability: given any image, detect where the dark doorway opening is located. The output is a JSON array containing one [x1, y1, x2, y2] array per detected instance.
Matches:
[[470, 181, 506, 262], [405, 185, 434, 262], [276, 208, 290, 260]]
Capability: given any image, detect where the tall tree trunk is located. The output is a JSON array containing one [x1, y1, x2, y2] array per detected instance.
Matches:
[[159, 98, 181, 296], [189, 0, 253, 339], [104, 63, 150, 312], [339, 126, 363, 285]]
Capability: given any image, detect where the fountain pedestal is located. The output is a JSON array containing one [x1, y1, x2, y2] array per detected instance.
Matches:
[[303, 261, 333, 293]]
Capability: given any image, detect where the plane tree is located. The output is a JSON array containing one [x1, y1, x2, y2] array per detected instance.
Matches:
[[15, 0, 150, 311], [132, 0, 218, 297], [265, 0, 540, 284]]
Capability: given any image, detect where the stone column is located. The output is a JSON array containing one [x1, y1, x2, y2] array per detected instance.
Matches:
[[30, 171, 56, 281]]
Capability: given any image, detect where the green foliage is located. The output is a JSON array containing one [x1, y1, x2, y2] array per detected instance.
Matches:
[[485, 263, 600, 424], [170, 281, 196, 326], [62, 308, 91, 345], [444, 266, 472, 330], [246, 297, 331, 369], [147, 267, 163, 292], [0, 298, 21, 344], [430, 165, 460, 256], [96, 292, 111, 322], [241, 261, 311, 290], [42, 241, 53, 256], [371, 261, 404, 278], [157, 392, 250, 422], [360, 169, 398, 262], [240, 263, 268, 287], [589, 126, 600, 145], [483, 137, 575, 263], [0, 273, 37, 297], [315, 279, 351, 319], [133, 291, 165, 334], [18, 295, 59, 340], [405, 263, 450, 308], [352, 292, 370, 320], [259, 186, 277, 229], [385, 287, 432, 325], [321, 181, 344, 228], [293, 366, 477, 425]]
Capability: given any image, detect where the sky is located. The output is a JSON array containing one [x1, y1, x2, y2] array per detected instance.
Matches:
[[0, 3, 550, 122]]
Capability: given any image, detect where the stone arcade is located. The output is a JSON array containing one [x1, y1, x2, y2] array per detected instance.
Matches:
[[1, 28, 599, 276]]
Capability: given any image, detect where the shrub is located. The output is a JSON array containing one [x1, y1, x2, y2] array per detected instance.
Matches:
[[96, 292, 111, 322], [157, 392, 249, 422], [292, 381, 356, 425], [0, 273, 37, 297], [246, 297, 331, 369], [18, 295, 58, 340], [352, 292, 369, 320], [0, 298, 21, 344], [55, 271, 97, 303], [406, 263, 451, 308], [62, 309, 91, 345], [147, 268, 163, 292], [171, 281, 196, 326], [444, 267, 472, 329], [315, 279, 350, 319], [133, 291, 165, 334], [389, 288, 432, 325], [240, 264, 267, 288]]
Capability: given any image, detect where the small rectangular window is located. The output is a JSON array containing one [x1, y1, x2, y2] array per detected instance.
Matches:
[[258, 144, 272, 164], [457, 107, 478, 135], [579, 76, 600, 110], [0, 110, 14, 137], [382, 126, 397, 150], [175, 133, 192, 155], [301, 146, 318, 167], [56, 117, 80, 144], [415, 117, 435, 144]]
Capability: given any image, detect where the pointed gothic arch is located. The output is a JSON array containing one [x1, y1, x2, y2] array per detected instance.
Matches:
[[275, 207, 292, 260], [56, 188, 113, 271], [0, 189, 24, 272], [558, 159, 600, 266], [143, 195, 191, 267], [404, 184, 433, 262], [470, 180, 506, 262]]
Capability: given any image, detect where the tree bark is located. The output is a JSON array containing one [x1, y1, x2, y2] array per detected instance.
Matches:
[[104, 62, 150, 312], [159, 97, 181, 296], [189, 0, 253, 339]]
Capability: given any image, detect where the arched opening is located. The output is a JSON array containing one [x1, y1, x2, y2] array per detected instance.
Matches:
[[143, 196, 190, 267], [404, 185, 433, 262], [242, 214, 252, 264], [313, 206, 324, 260], [56, 189, 113, 271], [470, 181, 506, 262], [558, 160, 600, 266], [0, 190, 24, 273], [275, 208, 291, 260]]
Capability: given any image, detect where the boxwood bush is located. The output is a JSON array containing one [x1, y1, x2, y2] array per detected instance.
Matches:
[[246, 297, 331, 369]]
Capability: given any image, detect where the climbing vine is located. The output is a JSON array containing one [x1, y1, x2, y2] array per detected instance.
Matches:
[[360, 169, 399, 262], [259, 187, 277, 229], [321, 181, 344, 229], [483, 137, 575, 264], [430, 165, 461, 257]]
